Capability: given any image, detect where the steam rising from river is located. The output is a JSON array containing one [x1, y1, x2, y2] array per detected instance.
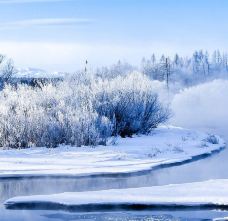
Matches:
[[171, 79, 228, 137]]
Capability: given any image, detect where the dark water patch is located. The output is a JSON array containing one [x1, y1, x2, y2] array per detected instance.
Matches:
[[5, 202, 228, 212]]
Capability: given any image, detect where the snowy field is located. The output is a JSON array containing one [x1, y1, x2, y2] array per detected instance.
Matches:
[[0, 126, 224, 178], [5, 179, 228, 210]]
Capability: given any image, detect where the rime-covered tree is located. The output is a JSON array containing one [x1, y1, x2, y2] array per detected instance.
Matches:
[[0, 55, 17, 89]]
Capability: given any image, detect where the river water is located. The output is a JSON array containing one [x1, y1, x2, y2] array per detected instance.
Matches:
[[0, 128, 228, 221]]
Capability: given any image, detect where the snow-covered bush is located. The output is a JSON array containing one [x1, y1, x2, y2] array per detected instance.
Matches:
[[205, 135, 219, 145], [0, 54, 17, 89], [0, 83, 112, 148], [94, 72, 170, 137], [0, 72, 169, 148]]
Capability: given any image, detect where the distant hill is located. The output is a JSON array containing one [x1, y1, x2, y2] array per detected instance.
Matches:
[[15, 67, 66, 79]]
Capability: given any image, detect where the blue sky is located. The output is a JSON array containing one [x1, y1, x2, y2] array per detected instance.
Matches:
[[0, 0, 227, 71]]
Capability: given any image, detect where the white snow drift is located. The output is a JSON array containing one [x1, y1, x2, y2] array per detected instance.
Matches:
[[5, 179, 228, 209], [0, 126, 224, 178]]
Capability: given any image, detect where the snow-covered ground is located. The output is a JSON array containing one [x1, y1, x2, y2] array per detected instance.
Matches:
[[0, 126, 225, 178], [5, 179, 228, 210]]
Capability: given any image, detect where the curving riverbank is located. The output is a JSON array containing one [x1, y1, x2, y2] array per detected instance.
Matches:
[[0, 126, 225, 179]]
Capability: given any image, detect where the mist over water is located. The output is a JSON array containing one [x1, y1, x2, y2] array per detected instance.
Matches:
[[171, 79, 228, 136]]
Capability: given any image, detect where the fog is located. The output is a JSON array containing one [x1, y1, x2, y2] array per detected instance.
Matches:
[[171, 79, 228, 137]]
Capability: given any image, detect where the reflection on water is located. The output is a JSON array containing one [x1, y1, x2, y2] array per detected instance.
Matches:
[[1, 210, 228, 221]]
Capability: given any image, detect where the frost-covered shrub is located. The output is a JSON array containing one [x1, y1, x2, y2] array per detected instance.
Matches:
[[205, 134, 219, 145], [0, 84, 113, 148], [0, 72, 169, 148], [94, 72, 170, 137]]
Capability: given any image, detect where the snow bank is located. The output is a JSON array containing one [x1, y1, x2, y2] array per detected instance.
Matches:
[[5, 179, 228, 210], [214, 218, 228, 221], [171, 80, 228, 132], [0, 127, 225, 178]]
